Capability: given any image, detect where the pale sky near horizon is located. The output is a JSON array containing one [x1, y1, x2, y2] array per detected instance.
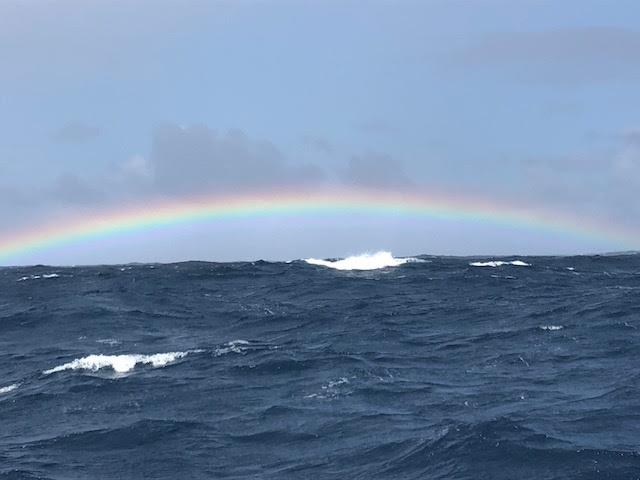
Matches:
[[2, 0, 640, 264]]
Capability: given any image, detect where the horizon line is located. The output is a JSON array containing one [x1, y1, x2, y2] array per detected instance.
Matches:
[[2, 249, 639, 269]]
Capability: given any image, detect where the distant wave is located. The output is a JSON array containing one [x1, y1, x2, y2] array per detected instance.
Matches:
[[17, 273, 60, 282], [215, 340, 250, 356], [0, 383, 19, 394], [305, 251, 419, 270], [305, 377, 351, 399], [43, 351, 193, 375], [470, 260, 530, 267]]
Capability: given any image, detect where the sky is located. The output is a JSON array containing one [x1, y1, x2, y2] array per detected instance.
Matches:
[[1, 0, 640, 264]]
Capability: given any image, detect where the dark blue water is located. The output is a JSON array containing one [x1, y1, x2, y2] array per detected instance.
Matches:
[[1, 254, 639, 479]]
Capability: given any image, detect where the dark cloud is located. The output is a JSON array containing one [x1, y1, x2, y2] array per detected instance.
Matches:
[[451, 28, 640, 84], [150, 125, 325, 194], [343, 152, 411, 188], [54, 122, 101, 143]]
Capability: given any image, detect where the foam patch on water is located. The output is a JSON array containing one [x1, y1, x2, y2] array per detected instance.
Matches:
[[305, 377, 351, 399], [540, 325, 563, 331], [17, 273, 60, 282], [43, 351, 192, 375], [470, 260, 530, 267], [0, 384, 19, 394], [305, 251, 419, 270], [95, 338, 121, 346], [215, 340, 250, 356]]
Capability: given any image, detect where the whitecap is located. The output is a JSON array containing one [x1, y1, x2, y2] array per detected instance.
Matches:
[[540, 325, 563, 331], [0, 384, 19, 395], [305, 377, 351, 399], [43, 351, 191, 375], [95, 338, 121, 346], [323, 377, 349, 389], [470, 260, 530, 267], [17, 273, 60, 282], [305, 251, 420, 271], [215, 340, 250, 356]]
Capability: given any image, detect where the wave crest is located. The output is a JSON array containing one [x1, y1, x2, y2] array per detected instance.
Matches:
[[305, 251, 418, 271], [215, 340, 250, 356], [0, 384, 19, 395], [43, 351, 191, 375], [17, 273, 60, 282], [470, 260, 530, 267]]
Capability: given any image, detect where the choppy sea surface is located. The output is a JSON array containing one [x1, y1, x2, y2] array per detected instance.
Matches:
[[1, 252, 639, 479]]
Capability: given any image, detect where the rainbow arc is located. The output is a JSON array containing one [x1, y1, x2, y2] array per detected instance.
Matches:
[[0, 188, 635, 262]]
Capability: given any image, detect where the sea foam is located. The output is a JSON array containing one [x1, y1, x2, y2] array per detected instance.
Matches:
[[215, 340, 250, 356], [0, 384, 19, 395], [305, 251, 418, 271], [43, 351, 191, 375], [470, 260, 530, 267], [540, 325, 563, 331], [17, 273, 60, 282]]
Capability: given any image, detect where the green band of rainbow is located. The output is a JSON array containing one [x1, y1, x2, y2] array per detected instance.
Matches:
[[0, 188, 636, 262]]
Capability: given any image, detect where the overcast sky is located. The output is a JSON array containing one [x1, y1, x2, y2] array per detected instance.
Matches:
[[2, 0, 640, 264]]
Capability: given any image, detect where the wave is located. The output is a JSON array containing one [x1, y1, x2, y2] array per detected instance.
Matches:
[[540, 325, 563, 331], [305, 251, 419, 271], [29, 419, 201, 451], [0, 383, 19, 394], [305, 377, 351, 399], [17, 273, 60, 282], [469, 260, 530, 267], [43, 351, 192, 375], [215, 340, 250, 356]]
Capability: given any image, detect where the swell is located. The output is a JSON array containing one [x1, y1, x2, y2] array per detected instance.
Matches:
[[2, 256, 640, 478], [27, 419, 203, 451]]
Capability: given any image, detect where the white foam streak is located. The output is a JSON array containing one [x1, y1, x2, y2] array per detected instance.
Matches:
[[17, 273, 60, 282], [470, 260, 530, 267], [305, 251, 418, 271], [0, 384, 19, 394], [43, 351, 190, 375], [215, 340, 250, 356]]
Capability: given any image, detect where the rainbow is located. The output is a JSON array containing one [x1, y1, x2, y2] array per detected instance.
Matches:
[[0, 188, 636, 263]]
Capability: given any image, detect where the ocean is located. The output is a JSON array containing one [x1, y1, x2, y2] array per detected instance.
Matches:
[[1, 252, 639, 479]]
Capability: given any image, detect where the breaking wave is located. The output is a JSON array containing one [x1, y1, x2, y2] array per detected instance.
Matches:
[[0, 384, 19, 395], [43, 351, 193, 375], [215, 340, 250, 356], [470, 260, 530, 267], [305, 251, 419, 270], [17, 273, 60, 282]]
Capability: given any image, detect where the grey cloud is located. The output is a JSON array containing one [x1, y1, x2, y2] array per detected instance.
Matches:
[[452, 27, 640, 84], [0, 2, 218, 83], [1, 126, 330, 217], [302, 135, 335, 155], [358, 119, 396, 134], [54, 122, 101, 143], [150, 125, 325, 194], [621, 127, 640, 146], [514, 131, 640, 224], [49, 173, 105, 205], [343, 152, 411, 188]]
